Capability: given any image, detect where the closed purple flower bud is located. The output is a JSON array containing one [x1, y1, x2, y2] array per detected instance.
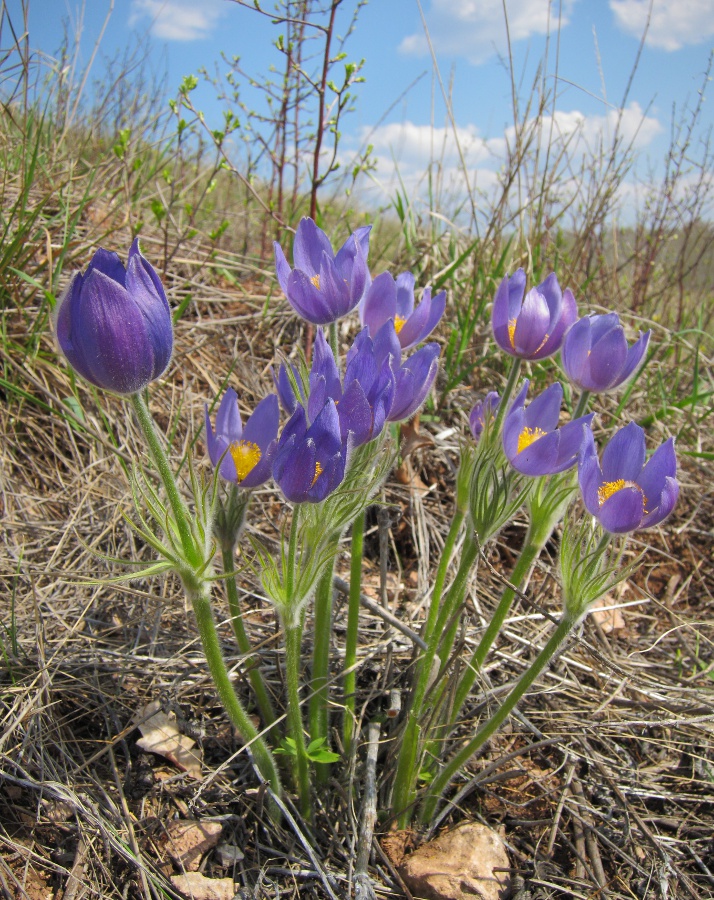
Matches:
[[492, 269, 577, 360], [273, 400, 346, 503], [205, 389, 279, 487], [503, 381, 594, 476], [386, 342, 441, 422], [360, 270, 446, 350], [561, 313, 650, 392], [578, 422, 678, 533], [469, 391, 500, 442], [274, 217, 371, 325], [339, 327, 396, 445], [54, 239, 173, 394]]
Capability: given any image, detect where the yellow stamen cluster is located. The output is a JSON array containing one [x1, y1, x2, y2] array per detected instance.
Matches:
[[597, 479, 647, 509], [394, 315, 407, 335], [229, 440, 261, 483], [507, 318, 517, 348], [311, 274, 321, 290], [517, 426, 547, 454], [311, 461, 324, 487]]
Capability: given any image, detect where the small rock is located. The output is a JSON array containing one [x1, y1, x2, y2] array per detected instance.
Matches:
[[399, 822, 511, 900], [216, 841, 245, 867], [170, 872, 236, 900], [166, 819, 223, 872]]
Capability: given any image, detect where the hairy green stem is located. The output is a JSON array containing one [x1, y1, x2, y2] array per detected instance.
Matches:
[[492, 357, 522, 438], [452, 535, 543, 717], [391, 535, 479, 825], [284, 621, 312, 820], [188, 580, 281, 814], [221, 542, 278, 732], [420, 613, 575, 824], [572, 390, 591, 420], [130, 391, 200, 568], [343, 512, 365, 754], [309, 557, 336, 783]]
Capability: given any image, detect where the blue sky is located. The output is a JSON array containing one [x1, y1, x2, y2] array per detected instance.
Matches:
[[12, 0, 714, 221]]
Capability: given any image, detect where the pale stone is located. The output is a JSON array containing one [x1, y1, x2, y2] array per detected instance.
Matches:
[[399, 822, 511, 900], [166, 820, 223, 872], [170, 872, 236, 900]]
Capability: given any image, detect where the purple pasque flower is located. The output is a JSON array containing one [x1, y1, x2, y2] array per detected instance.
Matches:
[[205, 389, 279, 487], [579, 422, 678, 533], [492, 269, 577, 360], [384, 338, 441, 422], [274, 217, 371, 325], [360, 270, 446, 351], [561, 313, 650, 392], [503, 380, 594, 476], [339, 327, 396, 445], [54, 239, 173, 394], [469, 391, 500, 442], [272, 399, 346, 503]]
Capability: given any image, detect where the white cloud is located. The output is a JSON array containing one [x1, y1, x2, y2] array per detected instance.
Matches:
[[129, 0, 225, 41], [610, 0, 714, 51], [346, 102, 662, 222], [399, 0, 578, 64]]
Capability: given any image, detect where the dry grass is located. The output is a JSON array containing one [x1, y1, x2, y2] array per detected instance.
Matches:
[[1, 249, 713, 899]]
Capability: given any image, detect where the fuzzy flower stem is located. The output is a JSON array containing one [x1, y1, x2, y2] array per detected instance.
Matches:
[[572, 390, 591, 421], [392, 535, 479, 826], [220, 542, 278, 733], [309, 556, 337, 784], [129, 391, 200, 568], [328, 321, 340, 366], [285, 621, 312, 820], [451, 533, 543, 718], [492, 357, 522, 437], [420, 612, 575, 824], [420, 509, 466, 649], [188, 579, 282, 815], [343, 511, 365, 754]]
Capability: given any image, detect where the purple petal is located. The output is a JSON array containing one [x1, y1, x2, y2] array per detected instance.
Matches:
[[561, 316, 593, 383], [398, 287, 446, 351], [639, 476, 679, 528], [598, 487, 646, 534], [578, 437, 604, 516], [373, 319, 402, 372], [293, 218, 334, 275], [523, 382, 563, 432], [310, 329, 341, 401], [535, 286, 578, 359], [589, 313, 621, 343], [512, 288, 551, 357], [274, 241, 292, 294], [395, 271, 416, 318], [492, 269, 526, 353], [361, 271, 397, 335], [511, 430, 559, 475], [502, 407, 527, 462], [601, 422, 646, 482], [86, 247, 126, 285], [387, 343, 439, 421], [636, 437, 677, 501], [275, 436, 317, 502], [215, 387, 243, 441], [551, 416, 594, 472], [338, 380, 373, 445], [583, 324, 628, 390], [242, 394, 279, 449], [285, 269, 339, 324], [617, 331, 650, 385]]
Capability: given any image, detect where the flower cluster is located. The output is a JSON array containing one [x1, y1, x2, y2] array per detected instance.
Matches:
[[471, 269, 676, 536]]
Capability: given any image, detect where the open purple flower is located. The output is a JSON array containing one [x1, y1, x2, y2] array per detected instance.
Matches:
[[55, 239, 173, 394], [469, 391, 500, 442], [561, 313, 650, 392], [272, 399, 346, 503], [579, 422, 678, 533], [492, 269, 577, 360], [360, 271, 446, 351], [205, 389, 279, 487], [503, 381, 594, 476], [274, 217, 371, 325]]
